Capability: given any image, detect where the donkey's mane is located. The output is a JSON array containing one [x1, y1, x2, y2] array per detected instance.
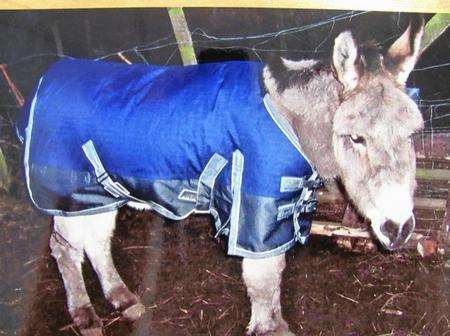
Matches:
[[359, 41, 383, 74], [263, 56, 331, 93], [263, 39, 385, 95]]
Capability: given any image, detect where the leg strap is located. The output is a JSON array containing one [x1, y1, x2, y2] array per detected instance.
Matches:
[[178, 153, 228, 211], [196, 153, 228, 211], [82, 140, 131, 199]]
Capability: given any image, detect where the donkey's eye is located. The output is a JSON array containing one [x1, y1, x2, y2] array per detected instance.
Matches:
[[349, 134, 366, 145]]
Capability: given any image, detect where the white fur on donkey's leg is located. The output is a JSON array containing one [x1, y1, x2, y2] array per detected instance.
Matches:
[[242, 253, 294, 336], [79, 211, 145, 320], [51, 217, 103, 335]]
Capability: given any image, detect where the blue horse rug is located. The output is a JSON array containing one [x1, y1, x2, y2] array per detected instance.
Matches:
[[17, 58, 322, 258]]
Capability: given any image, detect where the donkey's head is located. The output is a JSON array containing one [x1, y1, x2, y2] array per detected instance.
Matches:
[[331, 18, 424, 250]]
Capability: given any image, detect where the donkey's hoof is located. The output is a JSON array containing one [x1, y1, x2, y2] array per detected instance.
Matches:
[[72, 305, 103, 336], [79, 327, 104, 336], [108, 286, 141, 310], [122, 302, 146, 321], [271, 331, 295, 336], [107, 286, 144, 320], [247, 331, 295, 336], [246, 322, 295, 336]]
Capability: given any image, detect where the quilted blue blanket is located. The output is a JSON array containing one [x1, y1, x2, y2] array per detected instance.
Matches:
[[17, 59, 319, 258]]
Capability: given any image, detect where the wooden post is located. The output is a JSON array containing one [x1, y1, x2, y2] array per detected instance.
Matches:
[[167, 7, 197, 66], [51, 22, 64, 56], [0, 147, 10, 192], [443, 186, 450, 243], [422, 13, 450, 52]]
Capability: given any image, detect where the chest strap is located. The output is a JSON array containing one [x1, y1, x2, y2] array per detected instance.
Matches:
[[280, 175, 324, 192], [277, 171, 323, 244]]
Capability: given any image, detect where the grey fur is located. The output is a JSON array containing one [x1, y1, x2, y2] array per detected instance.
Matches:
[[263, 23, 424, 251]]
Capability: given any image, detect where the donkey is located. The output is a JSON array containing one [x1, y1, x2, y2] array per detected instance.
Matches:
[[19, 17, 424, 336]]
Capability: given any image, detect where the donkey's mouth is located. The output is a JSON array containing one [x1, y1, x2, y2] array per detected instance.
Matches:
[[381, 240, 409, 251], [377, 216, 416, 251]]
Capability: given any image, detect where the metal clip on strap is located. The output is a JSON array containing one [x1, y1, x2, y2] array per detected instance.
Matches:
[[292, 196, 316, 244], [278, 171, 322, 243], [280, 175, 324, 192], [82, 140, 131, 199], [280, 176, 306, 193]]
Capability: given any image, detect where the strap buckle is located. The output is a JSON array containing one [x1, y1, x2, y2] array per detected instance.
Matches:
[[82, 140, 131, 199], [277, 171, 323, 244]]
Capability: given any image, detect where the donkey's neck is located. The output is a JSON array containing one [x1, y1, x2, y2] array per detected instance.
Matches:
[[263, 62, 342, 179]]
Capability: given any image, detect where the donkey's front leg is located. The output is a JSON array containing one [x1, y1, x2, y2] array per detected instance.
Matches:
[[242, 253, 294, 336]]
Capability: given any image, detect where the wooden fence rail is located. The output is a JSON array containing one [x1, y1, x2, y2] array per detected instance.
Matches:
[[1, 0, 450, 13]]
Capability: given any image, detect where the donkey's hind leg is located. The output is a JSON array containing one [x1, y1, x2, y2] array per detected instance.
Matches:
[[51, 215, 103, 336], [81, 211, 145, 321]]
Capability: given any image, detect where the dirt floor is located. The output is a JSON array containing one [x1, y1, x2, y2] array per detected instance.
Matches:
[[0, 193, 449, 336]]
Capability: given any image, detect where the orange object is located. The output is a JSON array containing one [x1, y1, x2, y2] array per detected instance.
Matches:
[[0, 64, 25, 107], [417, 239, 438, 257]]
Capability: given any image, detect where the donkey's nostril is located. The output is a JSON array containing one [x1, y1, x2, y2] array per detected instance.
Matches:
[[379, 216, 416, 250], [399, 216, 416, 242], [380, 220, 399, 241]]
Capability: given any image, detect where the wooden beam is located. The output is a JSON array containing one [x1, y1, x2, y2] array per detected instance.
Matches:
[[311, 220, 372, 239], [416, 168, 450, 181], [318, 191, 447, 210], [311, 220, 424, 242], [414, 196, 447, 209], [1, 0, 449, 13]]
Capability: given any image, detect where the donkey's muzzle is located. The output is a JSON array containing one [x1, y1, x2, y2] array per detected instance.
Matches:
[[380, 216, 416, 251]]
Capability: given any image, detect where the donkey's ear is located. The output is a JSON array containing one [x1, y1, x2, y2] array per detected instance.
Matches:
[[332, 31, 360, 92], [384, 15, 424, 85]]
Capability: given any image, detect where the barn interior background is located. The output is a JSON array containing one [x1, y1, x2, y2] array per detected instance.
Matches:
[[0, 5, 449, 336]]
